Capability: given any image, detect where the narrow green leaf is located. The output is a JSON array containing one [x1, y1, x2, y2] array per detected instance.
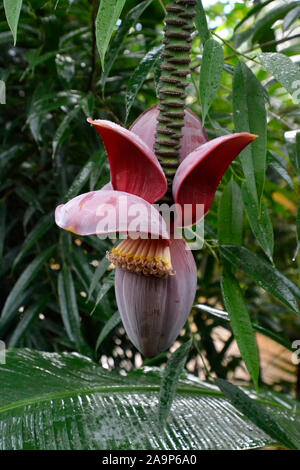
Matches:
[[259, 53, 300, 105], [235, 2, 299, 47], [8, 296, 50, 347], [218, 180, 243, 246], [0, 285, 38, 337], [242, 183, 274, 262], [195, 303, 292, 351], [125, 45, 163, 122], [64, 150, 105, 202], [96, 310, 121, 350], [216, 379, 298, 450], [221, 269, 259, 388], [1, 245, 56, 320], [15, 185, 44, 213], [91, 271, 115, 314], [21, 49, 59, 80], [71, 246, 96, 292], [219, 245, 300, 313], [13, 214, 54, 269], [95, 0, 126, 71], [234, 0, 274, 33], [4, 0, 23, 45], [58, 265, 87, 352], [100, 0, 153, 90], [52, 105, 81, 157], [195, 0, 210, 44], [200, 39, 224, 124], [158, 339, 192, 427], [64, 160, 95, 202], [233, 61, 267, 205], [59, 26, 89, 48], [80, 92, 96, 118], [27, 89, 82, 143], [283, 5, 300, 31], [267, 151, 294, 190], [88, 256, 110, 301]]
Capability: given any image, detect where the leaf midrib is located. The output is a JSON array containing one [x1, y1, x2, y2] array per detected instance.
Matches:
[[0, 383, 295, 416]]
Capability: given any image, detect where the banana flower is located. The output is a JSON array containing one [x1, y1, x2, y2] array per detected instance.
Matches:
[[55, 106, 256, 357]]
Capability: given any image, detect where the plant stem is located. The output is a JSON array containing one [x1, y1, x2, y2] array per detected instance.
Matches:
[[212, 31, 260, 65], [225, 33, 300, 60], [157, 0, 166, 13], [155, 0, 197, 202]]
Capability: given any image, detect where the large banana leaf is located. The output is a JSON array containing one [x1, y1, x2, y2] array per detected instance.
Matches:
[[0, 349, 298, 450]]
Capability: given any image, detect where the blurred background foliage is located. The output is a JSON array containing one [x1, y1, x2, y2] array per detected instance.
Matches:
[[0, 0, 300, 395]]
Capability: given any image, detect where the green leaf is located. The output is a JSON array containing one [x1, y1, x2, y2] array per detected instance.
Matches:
[[195, 0, 210, 44], [8, 296, 51, 348], [58, 265, 88, 354], [96, 310, 121, 351], [283, 5, 300, 31], [219, 245, 300, 313], [259, 53, 300, 105], [221, 269, 259, 388], [88, 256, 110, 301], [4, 0, 23, 45], [242, 183, 274, 262], [22, 49, 59, 80], [1, 245, 56, 321], [253, 2, 299, 44], [64, 150, 105, 202], [91, 271, 115, 314], [13, 214, 54, 269], [195, 303, 292, 351], [125, 45, 163, 122], [15, 185, 44, 213], [233, 61, 267, 205], [158, 339, 192, 428], [235, 2, 300, 47], [3, 349, 298, 450], [100, 0, 153, 90], [200, 39, 224, 124], [218, 180, 243, 246], [52, 105, 81, 157], [267, 151, 294, 190], [216, 379, 299, 450], [27, 89, 82, 143], [95, 0, 126, 71], [234, 0, 274, 33]]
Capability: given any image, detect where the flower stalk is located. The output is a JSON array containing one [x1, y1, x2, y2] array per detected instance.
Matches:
[[155, 0, 197, 200]]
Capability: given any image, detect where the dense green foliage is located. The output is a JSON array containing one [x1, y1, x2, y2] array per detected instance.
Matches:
[[0, 0, 300, 449]]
